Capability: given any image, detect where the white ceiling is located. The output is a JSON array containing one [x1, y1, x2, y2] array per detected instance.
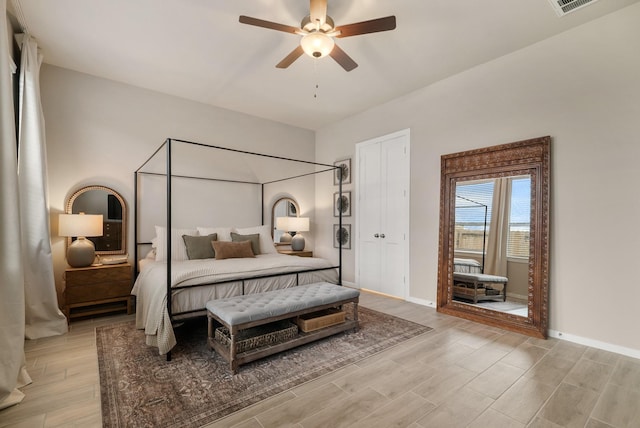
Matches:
[[10, 0, 640, 130]]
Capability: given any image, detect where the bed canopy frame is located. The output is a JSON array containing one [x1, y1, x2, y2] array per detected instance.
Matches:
[[455, 194, 488, 273], [134, 138, 345, 340]]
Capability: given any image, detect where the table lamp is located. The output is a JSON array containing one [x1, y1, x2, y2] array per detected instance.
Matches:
[[288, 217, 310, 251], [59, 212, 103, 267]]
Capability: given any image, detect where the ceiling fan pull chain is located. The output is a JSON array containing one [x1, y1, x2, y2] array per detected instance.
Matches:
[[313, 59, 319, 99]]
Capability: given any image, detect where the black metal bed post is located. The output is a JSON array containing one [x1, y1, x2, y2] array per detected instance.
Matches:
[[261, 183, 265, 226], [338, 169, 343, 285], [134, 171, 139, 278], [481, 205, 487, 274], [166, 138, 173, 361]]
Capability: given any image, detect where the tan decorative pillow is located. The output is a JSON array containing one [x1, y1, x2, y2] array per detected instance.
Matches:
[[212, 240, 256, 260]]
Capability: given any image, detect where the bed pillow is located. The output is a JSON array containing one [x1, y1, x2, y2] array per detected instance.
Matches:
[[182, 233, 217, 260], [196, 226, 233, 242], [230, 232, 260, 255], [154, 226, 198, 261], [212, 240, 255, 260], [234, 225, 277, 254]]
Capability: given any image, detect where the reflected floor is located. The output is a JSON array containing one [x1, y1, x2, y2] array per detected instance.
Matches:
[[455, 297, 528, 316]]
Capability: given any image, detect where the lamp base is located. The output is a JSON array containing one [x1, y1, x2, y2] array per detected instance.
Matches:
[[291, 234, 305, 251], [67, 237, 96, 268], [280, 232, 292, 243]]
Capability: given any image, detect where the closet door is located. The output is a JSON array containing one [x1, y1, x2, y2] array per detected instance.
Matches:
[[356, 130, 410, 298], [357, 142, 382, 293]]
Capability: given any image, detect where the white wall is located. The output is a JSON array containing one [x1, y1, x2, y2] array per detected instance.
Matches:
[[41, 65, 315, 297], [315, 4, 640, 354]]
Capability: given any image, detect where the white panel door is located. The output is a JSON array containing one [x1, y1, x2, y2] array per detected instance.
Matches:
[[356, 130, 410, 298], [357, 141, 382, 293]]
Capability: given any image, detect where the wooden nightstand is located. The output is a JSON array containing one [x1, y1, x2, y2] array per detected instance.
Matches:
[[277, 249, 313, 257], [64, 263, 133, 321]]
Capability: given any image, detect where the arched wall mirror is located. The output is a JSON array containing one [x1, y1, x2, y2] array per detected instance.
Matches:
[[66, 185, 127, 255], [437, 137, 550, 338], [271, 197, 299, 243]]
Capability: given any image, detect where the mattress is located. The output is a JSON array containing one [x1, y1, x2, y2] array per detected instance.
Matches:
[[453, 257, 482, 274]]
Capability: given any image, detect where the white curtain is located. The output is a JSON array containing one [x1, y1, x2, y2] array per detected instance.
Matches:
[[17, 33, 67, 338], [485, 178, 511, 277], [1, 1, 67, 408], [0, 0, 31, 409]]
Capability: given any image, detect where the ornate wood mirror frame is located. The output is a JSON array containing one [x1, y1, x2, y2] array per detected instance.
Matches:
[[66, 185, 127, 256], [437, 136, 550, 338]]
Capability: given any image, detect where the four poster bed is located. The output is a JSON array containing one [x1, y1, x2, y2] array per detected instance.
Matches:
[[132, 138, 345, 356]]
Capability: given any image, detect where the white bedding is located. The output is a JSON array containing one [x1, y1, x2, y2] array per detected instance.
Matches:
[[132, 253, 338, 355]]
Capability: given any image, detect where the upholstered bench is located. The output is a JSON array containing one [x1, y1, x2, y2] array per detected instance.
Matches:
[[206, 282, 360, 373], [453, 272, 508, 304]]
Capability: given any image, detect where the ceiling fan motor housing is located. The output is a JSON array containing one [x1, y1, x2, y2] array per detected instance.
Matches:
[[301, 15, 335, 32]]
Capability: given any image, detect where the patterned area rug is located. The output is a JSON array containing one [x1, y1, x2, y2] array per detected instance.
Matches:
[[97, 306, 432, 428]]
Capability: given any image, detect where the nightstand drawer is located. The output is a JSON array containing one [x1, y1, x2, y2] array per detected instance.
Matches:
[[65, 279, 131, 304], [65, 264, 130, 284]]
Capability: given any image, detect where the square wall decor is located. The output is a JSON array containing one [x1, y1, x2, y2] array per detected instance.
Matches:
[[333, 191, 351, 217], [333, 224, 351, 249], [334, 158, 351, 185]]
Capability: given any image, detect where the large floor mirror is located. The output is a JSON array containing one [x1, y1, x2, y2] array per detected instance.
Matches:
[[437, 137, 550, 338]]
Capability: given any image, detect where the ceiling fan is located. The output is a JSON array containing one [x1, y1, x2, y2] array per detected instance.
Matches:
[[239, 0, 396, 72]]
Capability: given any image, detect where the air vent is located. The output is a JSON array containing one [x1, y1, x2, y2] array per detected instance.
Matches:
[[548, 0, 600, 16]]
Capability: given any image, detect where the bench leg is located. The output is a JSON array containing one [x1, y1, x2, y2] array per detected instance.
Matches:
[[230, 327, 237, 374], [353, 301, 359, 331], [207, 315, 213, 349], [473, 281, 479, 304]]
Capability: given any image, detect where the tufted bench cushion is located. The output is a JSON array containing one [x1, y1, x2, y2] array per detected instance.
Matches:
[[453, 272, 508, 284], [205, 282, 360, 326]]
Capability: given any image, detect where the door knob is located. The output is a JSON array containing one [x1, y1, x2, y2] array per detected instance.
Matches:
[[380, 234, 386, 238], [374, 233, 379, 238]]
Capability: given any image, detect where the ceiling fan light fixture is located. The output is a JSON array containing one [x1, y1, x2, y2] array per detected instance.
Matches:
[[300, 32, 335, 58]]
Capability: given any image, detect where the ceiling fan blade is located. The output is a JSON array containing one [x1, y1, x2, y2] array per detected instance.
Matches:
[[335, 16, 396, 38], [276, 45, 305, 69], [329, 44, 358, 72], [239, 15, 300, 34], [310, 0, 327, 26]]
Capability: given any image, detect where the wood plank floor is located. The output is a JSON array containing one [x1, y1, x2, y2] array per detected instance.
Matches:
[[1, 291, 639, 427]]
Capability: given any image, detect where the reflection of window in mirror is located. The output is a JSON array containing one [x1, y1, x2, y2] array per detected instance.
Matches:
[[455, 176, 531, 265]]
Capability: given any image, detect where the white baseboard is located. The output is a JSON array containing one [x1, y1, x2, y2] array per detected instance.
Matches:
[[406, 296, 436, 308], [548, 329, 640, 360], [353, 286, 640, 359], [506, 292, 528, 302]]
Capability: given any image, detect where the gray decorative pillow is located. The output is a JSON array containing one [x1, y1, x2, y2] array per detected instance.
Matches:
[[230, 232, 260, 255], [182, 233, 217, 259]]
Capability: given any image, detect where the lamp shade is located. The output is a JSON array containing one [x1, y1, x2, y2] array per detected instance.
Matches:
[[287, 217, 309, 232], [59, 213, 103, 237], [275, 217, 290, 231], [300, 32, 335, 58]]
